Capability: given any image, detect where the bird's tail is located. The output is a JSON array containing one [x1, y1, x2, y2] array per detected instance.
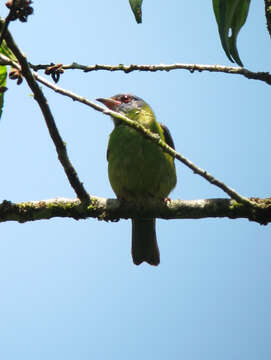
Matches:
[[131, 218, 160, 266]]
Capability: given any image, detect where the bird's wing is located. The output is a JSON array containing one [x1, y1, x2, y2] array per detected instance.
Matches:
[[160, 123, 175, 150]]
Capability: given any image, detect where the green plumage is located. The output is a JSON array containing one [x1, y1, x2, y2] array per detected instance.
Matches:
[[97, 94, 177, 266], [107, 109, 176, 200]]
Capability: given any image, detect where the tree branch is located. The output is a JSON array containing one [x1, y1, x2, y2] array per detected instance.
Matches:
[[3, 29, 90, 203], [35, 73, 255, 208], [265, 0, 271, 39], [0, 51, 260, 209], [0, 1, 18, 47], [29, 62, 271, 87], [0, 197, 270, 225]]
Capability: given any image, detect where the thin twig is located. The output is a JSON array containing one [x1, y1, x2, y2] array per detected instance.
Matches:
[[0, 52, 19, 67], [35, 73, 255, 207], [29, 62, 271, 86], [3, 29, 90, 203]]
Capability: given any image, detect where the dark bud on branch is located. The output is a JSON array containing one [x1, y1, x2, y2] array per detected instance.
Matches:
[[5, 0, 34, 22], [45, 63, 64, 83], [0, 86, 8, 93], [9, 67, 23, 85]]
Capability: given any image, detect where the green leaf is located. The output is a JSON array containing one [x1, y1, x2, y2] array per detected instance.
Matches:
[[0, 40, 17, 62], [212, 0, 251, 67], [129, 0, 143, 24], [0, 65, 7, 119], [0, 41, 17, 120]]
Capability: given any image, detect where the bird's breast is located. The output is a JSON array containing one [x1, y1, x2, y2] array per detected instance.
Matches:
[[107, 125, 176, 201]]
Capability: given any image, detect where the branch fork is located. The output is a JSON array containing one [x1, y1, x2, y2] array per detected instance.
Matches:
[[0, 26, 264, 222]]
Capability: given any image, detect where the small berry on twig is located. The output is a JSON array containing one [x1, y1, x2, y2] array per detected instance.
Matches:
[[45, 63, 64, 83], [9, 67, 23, 85], [5, 0, 34, 23]]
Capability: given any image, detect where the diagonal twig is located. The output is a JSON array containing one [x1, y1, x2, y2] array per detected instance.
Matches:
[[35, 72, 255, 208], [3, 29, 90, 203], [0, 52, 18, 67]]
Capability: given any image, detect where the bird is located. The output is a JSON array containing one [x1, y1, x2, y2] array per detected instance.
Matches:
[[96, 94, 177, 266]]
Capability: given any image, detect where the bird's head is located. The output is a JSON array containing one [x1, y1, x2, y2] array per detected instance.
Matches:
[[97, 93, 174, 149], [96, 94, 147, 115]]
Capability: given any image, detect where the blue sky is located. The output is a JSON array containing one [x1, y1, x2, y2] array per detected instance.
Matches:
[[0, 1, 270, 359]]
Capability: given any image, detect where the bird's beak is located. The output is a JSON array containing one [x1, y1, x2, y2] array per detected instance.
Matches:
[[96, 97, 121, 111]]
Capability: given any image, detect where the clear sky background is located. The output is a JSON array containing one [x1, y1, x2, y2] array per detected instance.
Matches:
[[0, 1, 270, 359]]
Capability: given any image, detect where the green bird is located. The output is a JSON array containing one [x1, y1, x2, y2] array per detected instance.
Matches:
[[97, 94, 177, 266]]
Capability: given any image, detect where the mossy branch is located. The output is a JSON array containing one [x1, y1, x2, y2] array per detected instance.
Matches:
[[0, 197, 270, 225]]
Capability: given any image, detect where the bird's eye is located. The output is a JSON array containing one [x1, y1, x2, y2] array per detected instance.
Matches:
[[120, 95, 131, 103]]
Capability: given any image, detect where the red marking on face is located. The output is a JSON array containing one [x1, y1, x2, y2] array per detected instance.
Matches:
[[114, 94, 132, 104]]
